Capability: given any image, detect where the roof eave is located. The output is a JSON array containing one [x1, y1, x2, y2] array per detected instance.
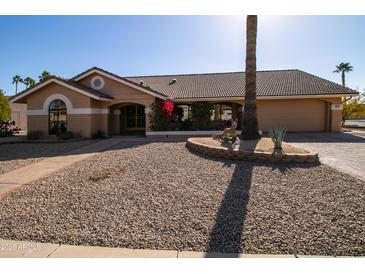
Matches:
[[10, 78, 113, 103], [72, 68, 168, 100]]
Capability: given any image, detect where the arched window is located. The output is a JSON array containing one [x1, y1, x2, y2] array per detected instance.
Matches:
[[49, 99, 67, 135]]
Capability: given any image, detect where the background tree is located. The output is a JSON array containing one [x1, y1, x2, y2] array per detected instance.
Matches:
[[24, 77, 36, 88], [240, 15, 260, 140], [12, 75, 23, 94], [39, 70, 52, 81], [0, 89, 11, 122], [342, 92, 365, 125], [333, 62, 353, 87]]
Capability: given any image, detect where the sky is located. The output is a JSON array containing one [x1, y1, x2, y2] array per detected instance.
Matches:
[[0, 15, 364, 96]]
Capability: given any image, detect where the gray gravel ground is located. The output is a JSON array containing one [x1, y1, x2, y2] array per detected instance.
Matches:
[[0, 141, 93, 175], [0, 141, 364, 256]]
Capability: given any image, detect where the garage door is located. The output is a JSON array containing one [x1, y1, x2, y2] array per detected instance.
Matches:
[[256, 99, 326, 132]]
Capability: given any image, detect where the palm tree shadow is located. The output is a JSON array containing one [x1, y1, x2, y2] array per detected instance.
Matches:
[[205, 161, 254, 258]]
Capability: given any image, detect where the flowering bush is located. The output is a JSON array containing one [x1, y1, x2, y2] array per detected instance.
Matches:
[[162, 100, 174, 119], [150, 100, 175, 131]]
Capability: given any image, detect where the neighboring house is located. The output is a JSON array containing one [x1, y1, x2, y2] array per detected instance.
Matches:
[[10, 67, 357, 137], [6, 96, 27, 131]]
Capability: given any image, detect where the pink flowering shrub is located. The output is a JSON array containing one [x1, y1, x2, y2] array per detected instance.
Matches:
[[150, 100, 175, 131]]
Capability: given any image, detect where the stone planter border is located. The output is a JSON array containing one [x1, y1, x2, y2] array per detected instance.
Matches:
[[186, 138, 319, 164]]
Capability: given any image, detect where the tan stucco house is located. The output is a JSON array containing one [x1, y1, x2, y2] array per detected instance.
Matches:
[[10, 67, 357, 137]]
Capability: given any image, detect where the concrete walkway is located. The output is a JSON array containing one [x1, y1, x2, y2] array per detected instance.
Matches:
[[2, 238, 352, 258], [0, 138, 122, 197], [286, 132, 365, 181]]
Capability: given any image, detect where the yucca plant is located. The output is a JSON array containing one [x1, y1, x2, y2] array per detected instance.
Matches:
[[269, 128, 287, 155]]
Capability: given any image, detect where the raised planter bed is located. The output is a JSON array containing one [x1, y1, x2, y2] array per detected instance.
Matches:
[[186, 137, 319, 164]]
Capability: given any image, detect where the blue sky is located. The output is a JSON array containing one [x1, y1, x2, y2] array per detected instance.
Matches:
[[0, 15, 364, 95]]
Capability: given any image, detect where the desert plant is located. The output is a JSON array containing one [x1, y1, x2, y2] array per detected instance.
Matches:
[[0, 120, 20, 137], [191, 102, 213, 130], [269, 128, 287, 153], [27, 130, 44, 140]]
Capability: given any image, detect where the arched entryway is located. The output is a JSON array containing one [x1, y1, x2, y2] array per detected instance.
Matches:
[[109, 103, 146, 135], [49, 99, 67, 135]]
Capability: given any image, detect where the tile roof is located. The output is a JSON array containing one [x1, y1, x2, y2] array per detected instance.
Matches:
[[125, 69, 357, 99]]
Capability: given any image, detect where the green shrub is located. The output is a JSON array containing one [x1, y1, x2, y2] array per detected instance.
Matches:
[[0, 90, 11, 122], [27, 130, 44, 140], [91, 130, 108, 139], [150, 100, 174, 131], [269, 128, 287, 150], [0, 120, 20, 137], [191, 102, 213, 130]]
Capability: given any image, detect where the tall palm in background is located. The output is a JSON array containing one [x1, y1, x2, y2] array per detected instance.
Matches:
[[240, 15, 260, 140], [39, 70, 51, 81], [12, 75, 23, 94], [333, 62, 353, 87], [24, 77, 36, 88]]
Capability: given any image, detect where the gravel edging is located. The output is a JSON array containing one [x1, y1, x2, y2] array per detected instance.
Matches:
[[0, 141, 363, 256]]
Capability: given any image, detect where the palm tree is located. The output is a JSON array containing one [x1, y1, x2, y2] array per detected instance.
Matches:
[[240, 15, 260, 140], [24, 77, 36, 88], [39, 70, 51, 81], [333, 62, 353, 87], [12, 75, 23, 94]]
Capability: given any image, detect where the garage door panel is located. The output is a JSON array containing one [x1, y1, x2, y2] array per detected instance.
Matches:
[[256, 99, 326, 132]]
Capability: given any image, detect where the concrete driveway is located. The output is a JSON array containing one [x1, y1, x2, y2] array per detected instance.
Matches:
[[286, 132, 365, 181], [344, 119, 365, 128]]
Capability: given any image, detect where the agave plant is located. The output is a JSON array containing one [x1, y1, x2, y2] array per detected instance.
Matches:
[[269, 127, 287, 152]]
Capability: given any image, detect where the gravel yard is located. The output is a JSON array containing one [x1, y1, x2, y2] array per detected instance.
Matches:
[[0, 141, 93, 175], [0, 141, 364, 256]]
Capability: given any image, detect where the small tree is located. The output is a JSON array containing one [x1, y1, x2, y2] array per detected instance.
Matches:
[[191, 102, 213, 130], [0, 89, 11, 122], [150, 100, 174, 131], [12, 75, 23, 94], [39, 70, 52, 81], [24, 77, 36, 88], [342, 92, 365, 125]]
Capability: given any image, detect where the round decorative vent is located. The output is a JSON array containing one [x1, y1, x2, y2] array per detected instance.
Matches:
[[91, 76, 105, 90]]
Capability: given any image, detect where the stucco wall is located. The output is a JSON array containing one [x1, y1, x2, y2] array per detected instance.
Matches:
[[24, 82, 96, 137], [82, 73, 156, 132], [27, 82, 91, 110], [10, 103, 27, 130], [79, 72, 155, 108]]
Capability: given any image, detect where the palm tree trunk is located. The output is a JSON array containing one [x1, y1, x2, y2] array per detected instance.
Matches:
[[342, 71, 345, 87], [240, 15, 260, 140], [15, 82, 18, 94]]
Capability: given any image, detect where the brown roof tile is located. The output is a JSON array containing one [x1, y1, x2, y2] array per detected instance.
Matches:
[[126, 69, 357, 99]]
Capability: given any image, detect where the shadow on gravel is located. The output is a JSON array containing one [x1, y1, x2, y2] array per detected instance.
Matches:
[[205, 161, 253, 257], [194, 150, 320, 257]]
